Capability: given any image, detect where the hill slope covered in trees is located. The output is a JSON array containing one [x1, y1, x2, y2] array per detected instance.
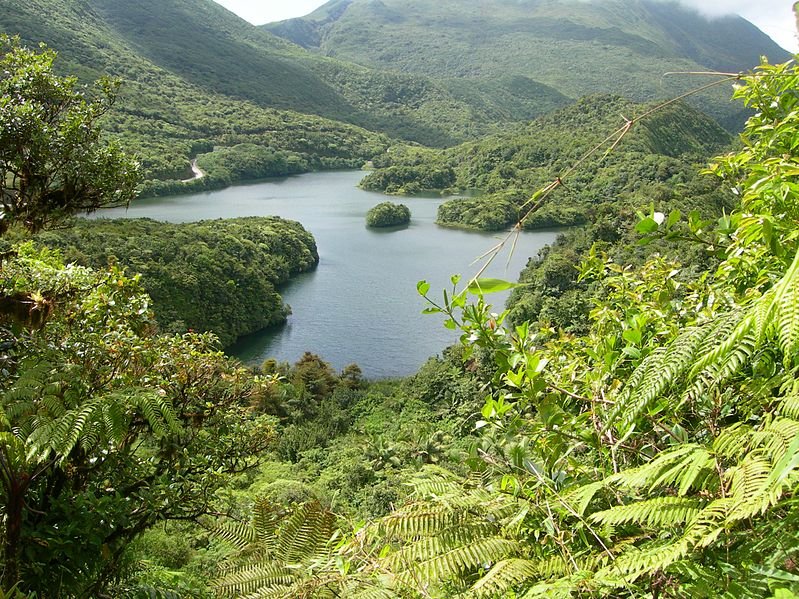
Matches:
[[267, 0, 791, 129]]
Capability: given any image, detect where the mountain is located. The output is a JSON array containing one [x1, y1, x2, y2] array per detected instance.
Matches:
[[0, 0, 571, 158], [266, 0, 791, 129], [0, 0, 788, 190], [0, 0, 391, 187]]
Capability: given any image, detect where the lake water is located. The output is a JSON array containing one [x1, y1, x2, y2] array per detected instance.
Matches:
[[95, 171, 560, 378]]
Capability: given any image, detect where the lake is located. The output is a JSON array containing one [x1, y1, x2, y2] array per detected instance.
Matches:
[[95, 171, 560, 378]]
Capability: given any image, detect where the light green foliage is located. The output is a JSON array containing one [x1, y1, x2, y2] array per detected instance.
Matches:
[[224, 57, 796, 598], [365, 202, 411, 228], [0, 35, 140, 233], [212, 498, 400, 598], [36, 216, 319, 345], [354, 58, 799, 597]]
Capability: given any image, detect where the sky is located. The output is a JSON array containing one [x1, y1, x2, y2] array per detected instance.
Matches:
[[212, 0, 798, 52]]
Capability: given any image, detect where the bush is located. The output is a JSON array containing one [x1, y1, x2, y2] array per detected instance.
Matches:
[[366, 202, 411, 227]]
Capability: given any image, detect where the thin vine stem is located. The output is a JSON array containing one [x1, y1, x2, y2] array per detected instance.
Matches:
[[466, 72, 742, 286]]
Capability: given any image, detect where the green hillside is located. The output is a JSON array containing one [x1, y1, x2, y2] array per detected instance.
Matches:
[[267, 0, 791, 129], [0, 0, 571, 163], [87, 0, 570, 146], [1, 0, 784, 191], [35, 217, 319, 346], [0, 0, 394, 191], [362, 95, 731, 229]]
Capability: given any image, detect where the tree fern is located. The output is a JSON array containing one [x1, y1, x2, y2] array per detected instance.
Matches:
[[212, 499, 392, 599]]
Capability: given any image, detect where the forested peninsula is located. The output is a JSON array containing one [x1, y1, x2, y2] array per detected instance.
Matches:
[[1, 0, 799, 597], [34, 217, 319, 345]]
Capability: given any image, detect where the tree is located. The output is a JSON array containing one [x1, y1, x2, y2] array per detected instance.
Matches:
[[360, 59, 799, 597], [365, 202, 411, 228], [0, 35, 140, 234], [0, 244, 276, 595], [0, 38, 276, 596]]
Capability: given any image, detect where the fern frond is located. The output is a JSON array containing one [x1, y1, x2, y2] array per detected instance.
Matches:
[[687, 333, 757, 402], [468, 558, 540, 598], [341, 587, 398, 599], [565, 481, 605, 516], [608, 320, 726, 432], [772, 250, 799, 364], [589, 497, 704, 529], [251, 498, 282, 548], [277, 500, 335, 563], [712, 422, 752, 459], [605, 443, 703, 490], [689, 310, 755, 379], [212, 500, 343, 599], [132, 391, 180, 437], [598, 537, 691, 581], [383, 522, 498, 570], [778, 395, 799, 419], [380, 503, 466, 539], [521, 573, 588, 598], [212, 518, 258, 551], [213, 563, 295, 597], [395, 537, 519, 587]]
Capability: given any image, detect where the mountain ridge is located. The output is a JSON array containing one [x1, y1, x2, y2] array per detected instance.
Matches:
[[266, 0, 790, 129]]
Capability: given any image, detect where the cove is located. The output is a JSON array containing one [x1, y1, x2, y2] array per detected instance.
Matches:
[[95, 171, 560, 378]]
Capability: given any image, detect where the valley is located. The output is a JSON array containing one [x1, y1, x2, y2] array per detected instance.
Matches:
[[0, 1, 797, 597]]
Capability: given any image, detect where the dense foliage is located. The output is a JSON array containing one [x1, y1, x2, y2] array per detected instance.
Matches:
[[266, 0, 787, 129], [0, 245, 276, 596], [365, 202, 411, 228], [0, 1, 394, 191], [194, 58, 799, 599], [505, 161, 731, 331], [3, 3, 799, 597], [0, 36, 139, 233], [35, 217, 319, 346], [365, 96, 731, 233]]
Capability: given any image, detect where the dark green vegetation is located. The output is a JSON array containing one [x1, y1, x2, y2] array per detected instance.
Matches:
[[0, 0, 787, 197], [0, 0, 571, 189], [0, 245, 276, 597], [3, 2, 799, 597], [269, 0, 789, 130], [363, 95, 731, 231], [35, 217, 318, 346], [0, 0, 390, 191], [0, 36, 139, 234], [365, 201, 411, 227]]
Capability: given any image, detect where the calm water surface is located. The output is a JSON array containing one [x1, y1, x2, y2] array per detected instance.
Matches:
[[96, 171, 559, 377]]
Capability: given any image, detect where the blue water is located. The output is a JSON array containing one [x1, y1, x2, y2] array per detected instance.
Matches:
[[95, 171, 559, 377]]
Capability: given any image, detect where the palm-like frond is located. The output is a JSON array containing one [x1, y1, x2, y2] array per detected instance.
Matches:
[[211, 499, 370, 599]]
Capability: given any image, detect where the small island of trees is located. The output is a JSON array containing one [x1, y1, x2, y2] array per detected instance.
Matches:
[[366, 201, 411, 227]]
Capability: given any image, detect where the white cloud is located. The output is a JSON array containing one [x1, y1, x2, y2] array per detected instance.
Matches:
[[689, 0, 797, 51]]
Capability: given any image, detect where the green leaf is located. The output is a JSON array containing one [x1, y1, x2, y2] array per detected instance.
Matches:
[[417, 280, 431, 296], [622, 328, 642, 346], [635, 216, 659, 234], [467, 278, 520, 295]]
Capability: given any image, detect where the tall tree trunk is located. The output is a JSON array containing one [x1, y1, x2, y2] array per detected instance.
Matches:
[[2, 475, 27, 592]]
